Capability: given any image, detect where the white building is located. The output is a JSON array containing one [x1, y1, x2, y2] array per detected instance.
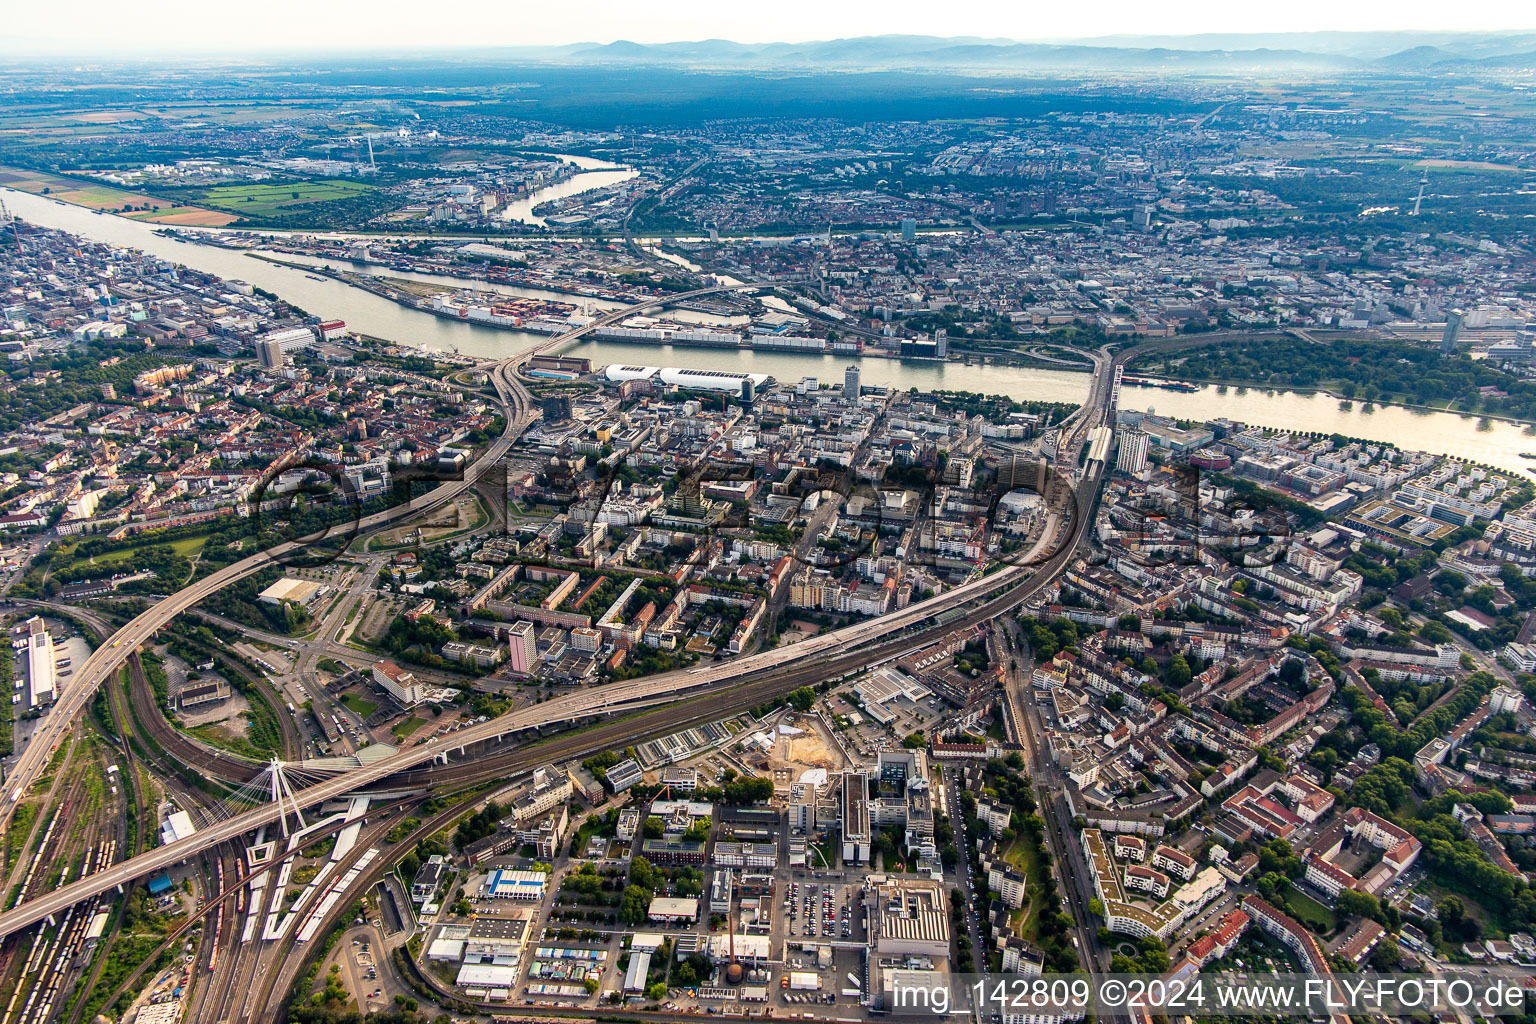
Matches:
[[1117, 430, 1150, 476], [25, 629, 56, 706], [373, 660, 422, 706]]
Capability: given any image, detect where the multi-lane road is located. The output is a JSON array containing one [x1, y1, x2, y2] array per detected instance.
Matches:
[[0, 281, 761, 811], [0, 293, 1126, 942]]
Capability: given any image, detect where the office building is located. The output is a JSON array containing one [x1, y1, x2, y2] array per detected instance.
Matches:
[[844, 364, 860, 399], [900, 218, 917, 242], [541, 394, 572, 421], [260, 325, 316, 354], [605, 758, 644, 793], [841, 770, 871, 864]]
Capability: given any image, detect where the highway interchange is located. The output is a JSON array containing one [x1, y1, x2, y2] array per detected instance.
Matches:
[[0, 283, 1142, 1024], [0, 329, 1124, 944]]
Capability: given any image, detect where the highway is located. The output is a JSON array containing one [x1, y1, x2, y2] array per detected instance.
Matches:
[[0, 280, 760, 813], [0, 298, 1130, 940]]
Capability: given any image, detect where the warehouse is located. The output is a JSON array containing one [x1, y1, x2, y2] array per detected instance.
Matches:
[[257, 577, 326, 607]]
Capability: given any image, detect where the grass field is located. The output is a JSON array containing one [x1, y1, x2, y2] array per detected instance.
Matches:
[[1284, 889, 1338, 934], [1415, 159, 1523, 173], [90, 534, 208, 566], [194, 180, 373, 216], [340, 694, 378, 718], [393, 716, 426, 741], [0, 166, 238, 226]]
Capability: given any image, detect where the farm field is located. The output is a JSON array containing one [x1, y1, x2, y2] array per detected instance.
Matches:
[[192, 180, 374, 216], [0, 166, 239, 225]]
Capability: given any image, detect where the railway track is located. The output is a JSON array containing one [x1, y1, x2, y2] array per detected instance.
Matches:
[[51, 604, 262, 1024]]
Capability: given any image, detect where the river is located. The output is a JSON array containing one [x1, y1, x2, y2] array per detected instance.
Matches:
[[4, 184, 1533, 477], [500, 154, 639, 227]]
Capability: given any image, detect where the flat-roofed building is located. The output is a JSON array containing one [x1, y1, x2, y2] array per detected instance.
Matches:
[[25, 630, 56, 706], [507, 620, 537, 674], [871, 878, 950, 959], [482, 869, 548, 900], [178, 680, 230, 710], [648, 896, 699, 922], [605, 757, 643, 793], [709, 869, 734, 914], [373, 660, 422, 706], [987, 864, 1028, 909], [257, 576, 326, 606], [841, 770, 871, 864]]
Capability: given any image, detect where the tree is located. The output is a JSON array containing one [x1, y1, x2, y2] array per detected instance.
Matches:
[[722, 776, 774, 804], [1419, 620, 1453, 644], [630, 857, 657, 891], [621, 884, 651, 924], [788, 686, 816, 712], [903, 732, 927, 749], [647, 982, 667, 1001], [643, 816, 665, 840], [1369, 937, 1402, 969], [1336, 890, 1380, 922]]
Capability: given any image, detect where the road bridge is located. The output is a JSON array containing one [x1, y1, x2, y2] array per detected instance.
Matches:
[[0, 281, 762, 814], [0, 290, 1133, 940]]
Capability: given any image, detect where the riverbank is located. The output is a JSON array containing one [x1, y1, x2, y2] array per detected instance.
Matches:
[[0, 165, 239, 226], [249, 252, 634, 307], [5, 182, 1535, 477], [1158, 375, 1536, 432]]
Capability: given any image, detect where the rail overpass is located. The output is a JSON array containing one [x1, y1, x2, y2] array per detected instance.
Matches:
[[0, 292, 1126, 940], [0, 281, 760, 810]]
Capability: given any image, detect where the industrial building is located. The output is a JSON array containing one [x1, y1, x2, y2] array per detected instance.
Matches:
[[603, 364, 775, 393]]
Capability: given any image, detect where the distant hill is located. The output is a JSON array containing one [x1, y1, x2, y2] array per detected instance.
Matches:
[[536, 31, 1536, 73]]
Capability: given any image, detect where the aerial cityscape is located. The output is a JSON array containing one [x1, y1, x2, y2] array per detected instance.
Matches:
[[2, 10, 1536, 1024]]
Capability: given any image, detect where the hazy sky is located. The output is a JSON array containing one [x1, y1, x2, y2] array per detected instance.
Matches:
[[9, 0, 1535, 54]]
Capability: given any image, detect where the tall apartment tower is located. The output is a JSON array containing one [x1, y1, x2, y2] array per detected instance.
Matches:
[[507, 620, 537, 675], [1117, 430, 1150, 476], [900, 218, 916, 242], [844, 364, 860, 399], [1441, 310, 1464, 354], [257, 336, 285, 369]]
